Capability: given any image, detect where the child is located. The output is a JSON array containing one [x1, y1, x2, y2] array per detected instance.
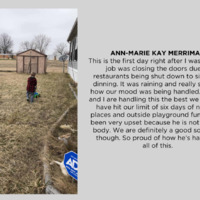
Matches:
[[26, 72, 37, 103]]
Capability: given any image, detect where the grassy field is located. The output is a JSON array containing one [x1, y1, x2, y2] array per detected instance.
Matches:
[[0, 60, 77, 194], [0, 59, 67, 73]]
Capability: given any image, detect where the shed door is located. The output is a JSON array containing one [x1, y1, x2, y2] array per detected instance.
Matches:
[[24, 57, 31, 73], [31, 56, 38, 73], [23, 56, 38, 74]]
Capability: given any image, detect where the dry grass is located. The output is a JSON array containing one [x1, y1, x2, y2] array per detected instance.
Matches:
[[47, 60, 68, 73], [46, 82, 77, 194], [0, 59, 68, 73], [0, 60, 77, 194]]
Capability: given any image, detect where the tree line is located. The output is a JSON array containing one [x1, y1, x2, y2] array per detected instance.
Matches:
[[0, 33, 68, 57]]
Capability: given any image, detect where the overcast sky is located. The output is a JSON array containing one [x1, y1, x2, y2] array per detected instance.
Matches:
[[0, 9, 77, 55]]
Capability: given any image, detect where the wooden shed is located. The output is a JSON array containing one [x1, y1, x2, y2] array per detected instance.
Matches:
[[16, 49, 47, 74]]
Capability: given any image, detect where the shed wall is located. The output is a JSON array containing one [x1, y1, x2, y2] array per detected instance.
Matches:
[[17, 56, 23, 73], [16, 50, 46, 74]]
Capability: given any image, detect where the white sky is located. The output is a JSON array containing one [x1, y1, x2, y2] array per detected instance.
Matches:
[[0, 9, 77, 55]]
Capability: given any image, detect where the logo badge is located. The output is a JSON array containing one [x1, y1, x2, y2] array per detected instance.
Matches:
[[64, 151, 78, 180]]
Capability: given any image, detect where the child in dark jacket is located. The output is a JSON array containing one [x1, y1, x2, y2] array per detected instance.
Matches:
[[26, 72, 37, 103]]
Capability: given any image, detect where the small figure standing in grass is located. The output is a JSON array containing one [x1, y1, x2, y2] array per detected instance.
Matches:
[[26, 72, 37, 103]]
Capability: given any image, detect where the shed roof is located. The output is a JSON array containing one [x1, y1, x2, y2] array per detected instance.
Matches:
[[17, 49, 47, 57], [67, 18, 78, 42]]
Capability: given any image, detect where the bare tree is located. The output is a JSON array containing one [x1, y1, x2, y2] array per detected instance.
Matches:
[[54, 43, 68, 56], [0, 33, 13, 54], [54, 43, 68, 73], [33, 34, 51, 54], [20, 40, 36, 51]]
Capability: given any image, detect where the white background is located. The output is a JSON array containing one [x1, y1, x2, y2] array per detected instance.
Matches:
[[2, 0, 200, 199]]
